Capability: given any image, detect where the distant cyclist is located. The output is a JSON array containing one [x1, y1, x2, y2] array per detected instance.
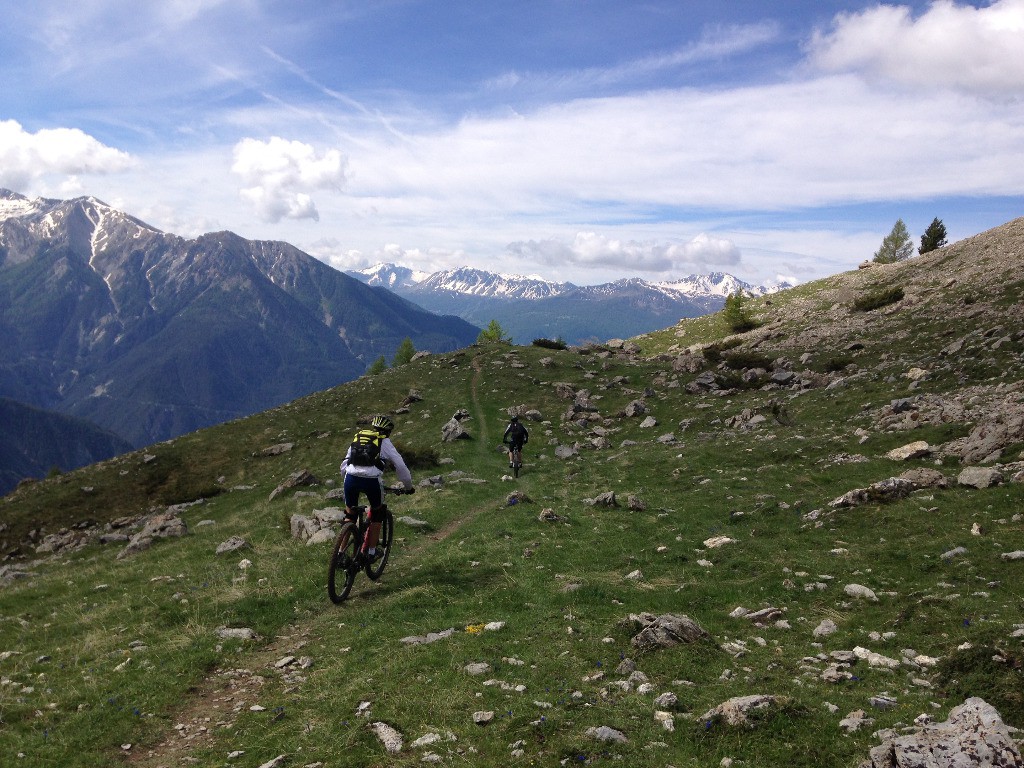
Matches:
[[340, 415, 414, 561], [502, 414, 529, 468]]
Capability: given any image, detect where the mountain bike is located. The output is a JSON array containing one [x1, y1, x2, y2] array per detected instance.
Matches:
[[509, 445, 523, 478], [327, 486, 412, 603]]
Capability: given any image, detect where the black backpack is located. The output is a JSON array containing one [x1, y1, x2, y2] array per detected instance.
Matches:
[[349, 428, 385, 468]]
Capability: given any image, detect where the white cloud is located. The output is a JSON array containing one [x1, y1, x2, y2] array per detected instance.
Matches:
[[231, 137, 347, 222], [507, 232, 740, 275], [807, 0, 1024, 95], [0, 120, 135, 190]]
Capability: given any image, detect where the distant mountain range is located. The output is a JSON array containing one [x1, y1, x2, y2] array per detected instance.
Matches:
[[0, 190, 478, 488], [349, 264, 790, 344]]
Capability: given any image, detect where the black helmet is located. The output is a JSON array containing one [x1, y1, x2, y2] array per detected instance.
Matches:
[[371, 414, 394, 434], [509, 414, 519, 422]]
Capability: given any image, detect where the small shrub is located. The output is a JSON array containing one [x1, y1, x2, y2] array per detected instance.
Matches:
[[532, 337, 567, 350], [853, 286, 904, 312], [702, 338, 743, 364], [935, 645, 1024, 723], [824, 356, 855, 372], [391, 440, 439, 470], [722, 350, 774, 370]]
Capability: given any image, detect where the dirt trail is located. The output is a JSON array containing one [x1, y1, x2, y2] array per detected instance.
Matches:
[[127, 352, 503, 766]]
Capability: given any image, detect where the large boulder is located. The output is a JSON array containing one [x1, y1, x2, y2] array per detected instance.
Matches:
[[701, 695, 782, 727], [860, 697, 1023, 768], [629, 612, 710, 652], [441, 417, 471, 442]]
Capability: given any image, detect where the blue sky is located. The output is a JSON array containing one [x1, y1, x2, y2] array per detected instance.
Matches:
[[2, 1, 1023, 286]]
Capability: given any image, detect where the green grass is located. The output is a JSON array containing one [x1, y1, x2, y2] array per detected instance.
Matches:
[[2, 275, 1023, 767]]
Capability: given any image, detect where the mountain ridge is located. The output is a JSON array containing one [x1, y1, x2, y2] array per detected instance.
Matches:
[[349, 262, 789, 343], [0, 189, 479, 452]]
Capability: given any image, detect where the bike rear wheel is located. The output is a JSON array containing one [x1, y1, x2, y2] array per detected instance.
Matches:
[[365, 510, 393, 581], [512, 448, 522, 477], [327, 522, 360, 603]]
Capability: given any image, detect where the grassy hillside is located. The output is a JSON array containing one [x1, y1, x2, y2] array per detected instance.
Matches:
[[1, 221, 1023, 767]]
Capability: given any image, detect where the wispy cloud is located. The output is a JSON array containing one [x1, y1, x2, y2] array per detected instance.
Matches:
[[485, 21, 781, 95]]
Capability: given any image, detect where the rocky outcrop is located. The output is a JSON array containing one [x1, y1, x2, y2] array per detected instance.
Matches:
[[268, 469, 320, 500], [860, 697, 1023, 768], [117, 512, 188, 559]]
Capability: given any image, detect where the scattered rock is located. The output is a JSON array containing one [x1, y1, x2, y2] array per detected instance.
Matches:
[[472, 711, 494, 726], [441, 417, 471, 442], [629, 613, 711, 652], [216, 627, 259, 641], [370, 721, 403, 753], [118, 512, 188, 559], [840, 709, 875, 733], [886, 441, 930, 461], [957, 466, 1004, 489], [853, 646, 901, 669], [898, 468, 948, 488], [844, 584, 878, 602], [703, 535, 736, 549], [813, 619, 839, 638], [269, 469, 320, 501], [554, 444, 579, 459], [830, 477, 916, 508], [215, 536, 250, 555], [400, 628, 457, 645], [701, 695, 781, 727], [260, 442, 294, 457], [585, 725, 628, 743]]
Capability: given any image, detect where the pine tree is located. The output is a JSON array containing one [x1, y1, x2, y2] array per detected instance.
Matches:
[[367, 356, 387, 375], [722, 291, 757, 333], [392, 338, 416, 367], [873, 219, 914, 263], [918, 217, 948, 254], [477, 319, 510, 344]]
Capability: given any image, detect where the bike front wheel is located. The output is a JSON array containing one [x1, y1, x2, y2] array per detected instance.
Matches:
[[365, 510, 393, 581], [327, 522, 360, 603]]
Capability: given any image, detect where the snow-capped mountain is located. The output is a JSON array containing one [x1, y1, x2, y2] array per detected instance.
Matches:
[[352, 263, 782, 302], [357, 262, 431, 291], [654, 272, 774, 298], [416, 267, 573, 300], [349, 263, 788, 344], [0, 190, 478, 452]]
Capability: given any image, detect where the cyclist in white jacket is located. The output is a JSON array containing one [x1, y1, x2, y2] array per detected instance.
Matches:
[[340, 414, 414, 559]]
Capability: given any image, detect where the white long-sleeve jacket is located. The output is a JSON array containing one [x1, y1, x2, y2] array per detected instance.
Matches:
[[340, 436, 413, 489]]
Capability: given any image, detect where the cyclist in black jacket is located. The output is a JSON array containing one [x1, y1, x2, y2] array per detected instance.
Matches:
[[502, 415, 529, 467]]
